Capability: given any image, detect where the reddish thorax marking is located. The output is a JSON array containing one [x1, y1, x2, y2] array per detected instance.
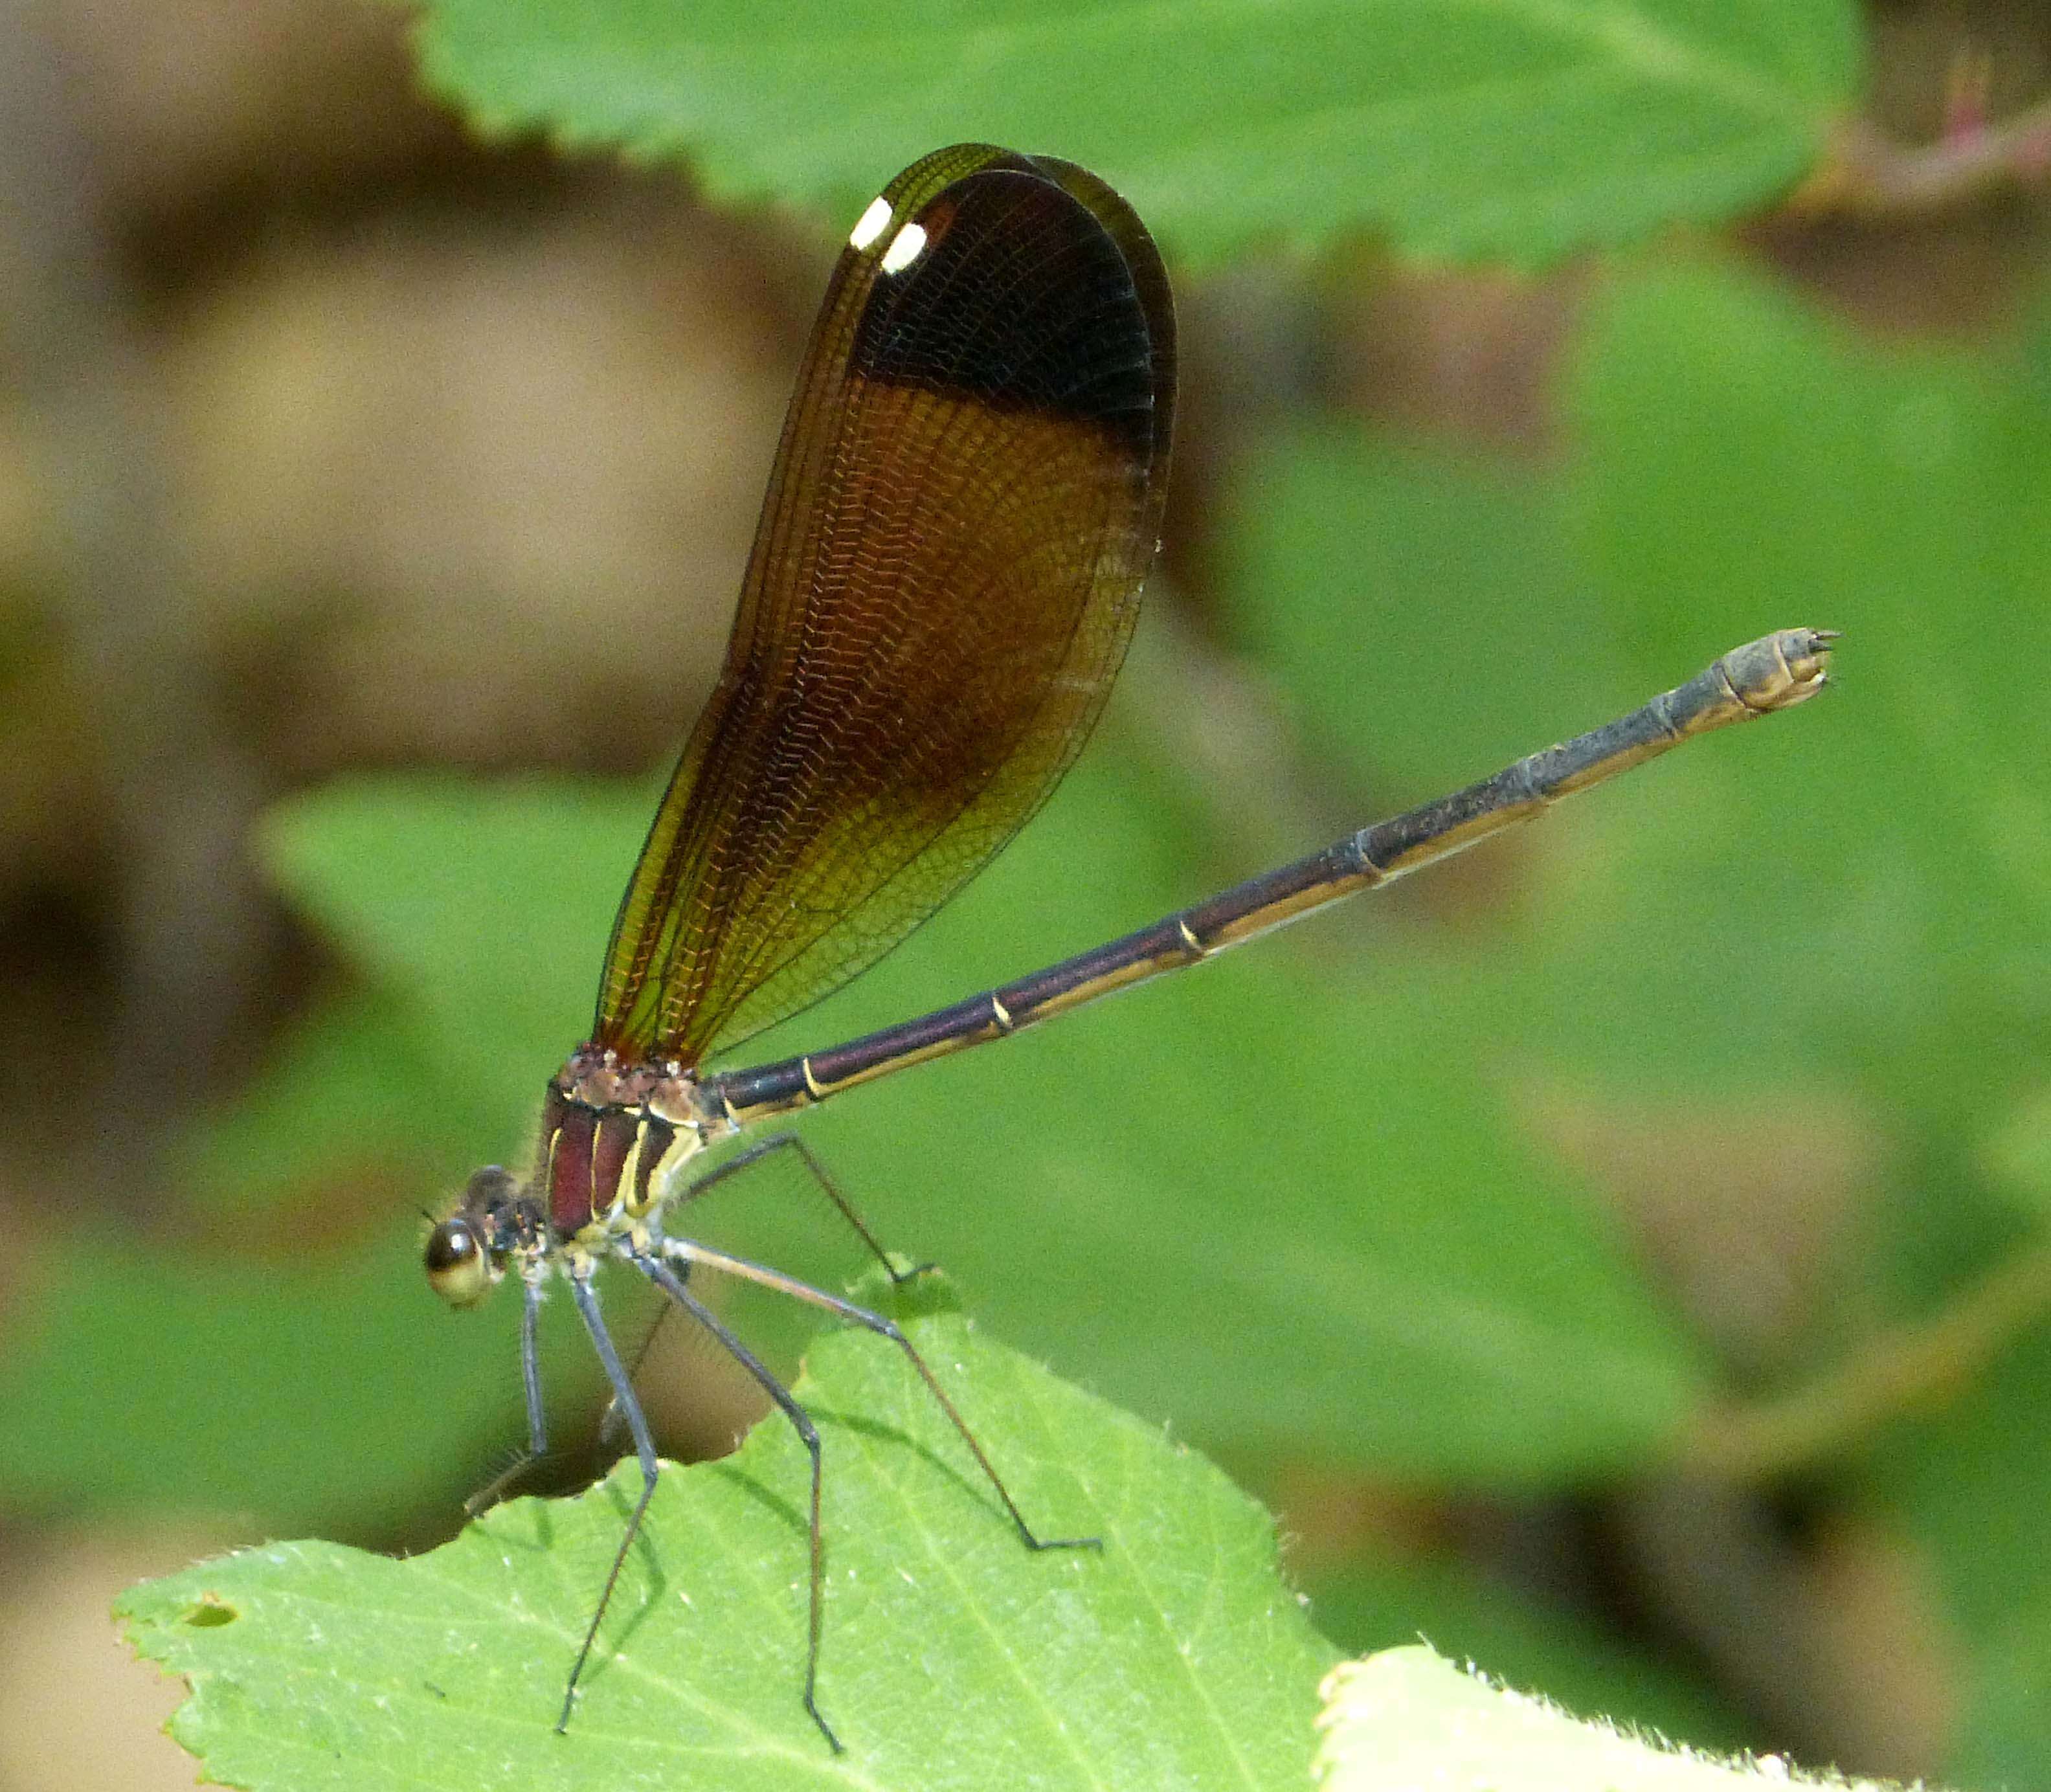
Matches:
[[539, 1046, 715, 1239]]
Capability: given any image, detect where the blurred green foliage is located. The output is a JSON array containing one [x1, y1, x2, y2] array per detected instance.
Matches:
[[15, 0, 2043, 1782]]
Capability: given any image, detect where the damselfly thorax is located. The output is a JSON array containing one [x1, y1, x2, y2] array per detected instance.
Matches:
[[425, 1049, 724, 1296]]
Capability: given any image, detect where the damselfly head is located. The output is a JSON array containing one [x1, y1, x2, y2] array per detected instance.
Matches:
[[424, 1165, 527, 1308]]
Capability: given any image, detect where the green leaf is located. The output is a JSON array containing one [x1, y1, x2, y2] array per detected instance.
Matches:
[[1562, 259, 2051, 1119], [1222, 427, 1606, 793], [168, 989, 492, 1218], [1947, 1580, 2051, 1792], [258, 777, 651, 1120], [1314, 1647, 1914, 1790], [1866, 1325, 2051, 1648], [413, 0, 1861, 264], [1978, 1085, 2051, 1216], [119, 1296, 1339, 1788]]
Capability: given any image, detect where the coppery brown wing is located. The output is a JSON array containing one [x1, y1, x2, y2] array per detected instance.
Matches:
[[592, 144, 1176, 1066]]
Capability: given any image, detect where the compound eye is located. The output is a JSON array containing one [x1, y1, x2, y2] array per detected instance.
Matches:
[[424, 1216, 493, 1308]]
